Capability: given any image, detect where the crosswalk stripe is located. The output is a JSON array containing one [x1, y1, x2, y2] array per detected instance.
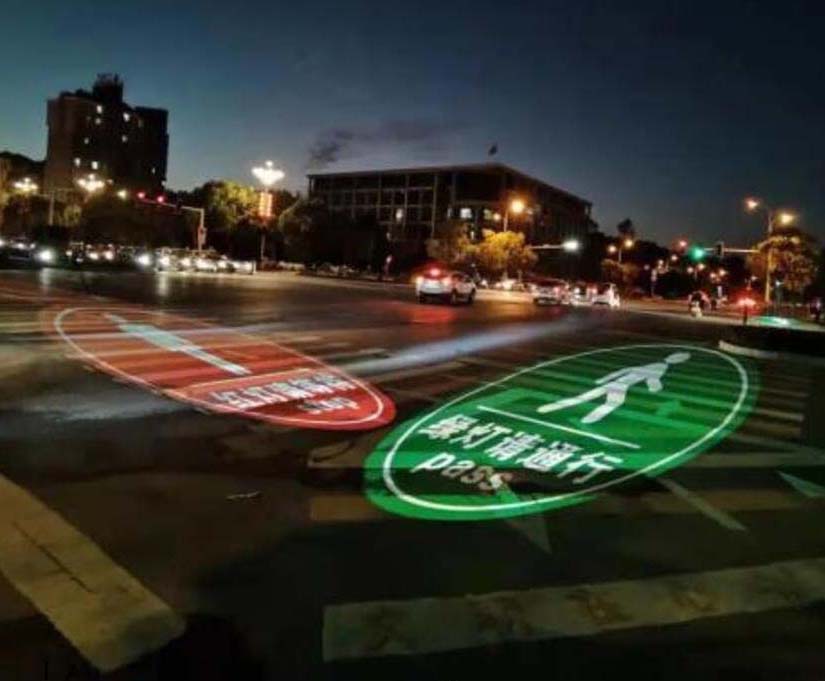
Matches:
[[657, 478, 747, 531], [323, 555, 825, 661], [0, 476, 184, 672]]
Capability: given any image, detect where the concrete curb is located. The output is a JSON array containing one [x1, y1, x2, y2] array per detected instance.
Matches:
[[719, 339, 825, 366]]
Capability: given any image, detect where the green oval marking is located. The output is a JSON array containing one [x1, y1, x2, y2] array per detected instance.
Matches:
[[365, 344, 757, 521]]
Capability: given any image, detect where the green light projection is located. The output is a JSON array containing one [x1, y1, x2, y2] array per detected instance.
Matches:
[[365, 345, 757, 521]]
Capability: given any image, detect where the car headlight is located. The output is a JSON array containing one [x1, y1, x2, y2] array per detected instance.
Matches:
[[218, 260, 228, 269], [103, 250, 114, 261], [181, 257, 192, 268], [159, 256, 170, 267], [36, 248, 55, 263], [88, 251, 100, 261], [0, 238, 5, 247], [136, 253, 152, 267]]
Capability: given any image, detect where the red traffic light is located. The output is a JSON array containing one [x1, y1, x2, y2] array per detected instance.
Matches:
[[137, 191, 146, 200]]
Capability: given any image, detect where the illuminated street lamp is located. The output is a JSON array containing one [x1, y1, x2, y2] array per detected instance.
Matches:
[[744, 196, 798, 303], [677, 239, 688, 250], [503, 196, 526, 230], [116, 189, 129, 200], [13, 177, 38, 195], [562, 238, 580, 253], [609, 238, 634, 263], [670, 253, 678, 262], [251, 160, 285, 261], [76, 173, 105, 197]]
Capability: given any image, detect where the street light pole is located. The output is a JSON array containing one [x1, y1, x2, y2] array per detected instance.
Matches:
[[251, 161, 285, 263], [744, 197, 796, 304]]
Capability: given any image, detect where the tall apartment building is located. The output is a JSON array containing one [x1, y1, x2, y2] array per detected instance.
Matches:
[[43, 74, 168, 195]]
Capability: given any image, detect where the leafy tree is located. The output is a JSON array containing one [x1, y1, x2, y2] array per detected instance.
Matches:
[[616, 218, 636, 239], [600, 258, 639, 288], [426, 220, 474, 266], [748, 226, 819, 297], [474, 229, 537, 278], [184, 181, 258, 232]]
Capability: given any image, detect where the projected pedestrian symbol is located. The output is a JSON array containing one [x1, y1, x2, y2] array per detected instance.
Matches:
[[365, 344, 756, 521], [538, 351, 690, 424]]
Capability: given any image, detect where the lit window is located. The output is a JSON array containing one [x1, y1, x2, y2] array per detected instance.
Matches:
[[73, 157, 81, 167], [394, 208, 404, 222], [151, 167, 156, 175], [91, 161, 99, 170], [96, 104, 103, 114], [121, 134, 128, 143], [123, 112, 130, 122], [95, 117, 101, 125], [460, 207, 473, 219], [83, 137, 90, 145]]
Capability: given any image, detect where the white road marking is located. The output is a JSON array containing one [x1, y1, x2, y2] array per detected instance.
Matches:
[[323, 555, 825, 661], [658, 477, 747, 531], [477, 405, 640, 449], [0, 476, 184, 672]]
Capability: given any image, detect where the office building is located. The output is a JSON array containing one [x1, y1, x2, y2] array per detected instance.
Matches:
[[307, 163, 595, 246]]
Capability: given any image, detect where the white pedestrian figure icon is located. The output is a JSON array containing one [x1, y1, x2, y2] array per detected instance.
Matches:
[[537, 352, 691, 424]]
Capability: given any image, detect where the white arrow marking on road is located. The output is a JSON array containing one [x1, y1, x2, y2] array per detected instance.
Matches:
[[105, 313, 251, 376]]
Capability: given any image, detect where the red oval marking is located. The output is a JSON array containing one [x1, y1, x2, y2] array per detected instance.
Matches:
[[47, 306, 396, 431]]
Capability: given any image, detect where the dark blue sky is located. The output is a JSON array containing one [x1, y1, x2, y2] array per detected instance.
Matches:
[[2, 0, 823, 244]]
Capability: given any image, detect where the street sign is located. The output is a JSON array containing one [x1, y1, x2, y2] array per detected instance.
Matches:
[[49, 306, 396, 431], [365, 344, 756, 520]]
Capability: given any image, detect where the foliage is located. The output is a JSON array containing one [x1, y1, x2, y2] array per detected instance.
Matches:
[[616, 218, 635, 238], [601, 258, 638, 288], [184, 181, 258, 232], [473, 229, 537, 278], [79, 196, 191, 247], [426, 220, 473, 266], [277, 198, 387, 267], [748, 226, 819, 296]]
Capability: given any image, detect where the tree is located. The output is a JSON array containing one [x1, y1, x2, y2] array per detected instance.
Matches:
[[426, 220, 473, 266], [474, 229, 537, 279], [748, 226, 819, 298], [616, 218, 636, 239], [184, 181, 257, 232], [600, 258, 639, 288]]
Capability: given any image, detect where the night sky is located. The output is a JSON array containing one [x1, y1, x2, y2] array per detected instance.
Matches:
[[2, 0, 823, 245]]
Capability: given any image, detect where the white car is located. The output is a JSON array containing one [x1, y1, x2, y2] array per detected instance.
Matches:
[[592, 283, 621, 308], [416, 268, 476, 304], [532, 278, 569, 305]]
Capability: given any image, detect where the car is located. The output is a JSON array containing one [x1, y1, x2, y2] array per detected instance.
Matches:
[[592, 283, 621, 308], [155, 248, 192, 272], [532, 278, 569, 305], [193, 251, 221, 273], [416, 267, 476, 304]]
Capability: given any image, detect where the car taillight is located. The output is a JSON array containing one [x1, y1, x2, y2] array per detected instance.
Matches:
[[429, 268, 441, 277], [415, 276, 423, 285], [441, 276, 452, 286]]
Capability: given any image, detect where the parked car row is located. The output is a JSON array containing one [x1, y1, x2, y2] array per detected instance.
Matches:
[[0, 237, 256, 275], [531, 279, 621, 308]]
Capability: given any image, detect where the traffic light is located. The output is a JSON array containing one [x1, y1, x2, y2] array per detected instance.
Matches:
[[689, 245, 705, 261], [715, 242, 725, 258]]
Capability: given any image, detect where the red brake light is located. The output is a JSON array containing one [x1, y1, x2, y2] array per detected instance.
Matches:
[[137, 191, 146, 200], [156, 195, 166, 203], [428, 268, 440, 277]]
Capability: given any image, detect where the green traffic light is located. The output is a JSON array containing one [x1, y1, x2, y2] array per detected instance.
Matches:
[[690, 246, 705, 261]]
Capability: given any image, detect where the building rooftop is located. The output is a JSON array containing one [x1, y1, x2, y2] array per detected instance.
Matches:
[[307, 162, 590, 206]]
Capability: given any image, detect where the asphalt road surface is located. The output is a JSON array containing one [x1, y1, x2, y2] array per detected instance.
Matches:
[[1, 267, 824, 680]]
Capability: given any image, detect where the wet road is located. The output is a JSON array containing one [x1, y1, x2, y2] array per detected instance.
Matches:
[[1, 268, 824, 680]]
